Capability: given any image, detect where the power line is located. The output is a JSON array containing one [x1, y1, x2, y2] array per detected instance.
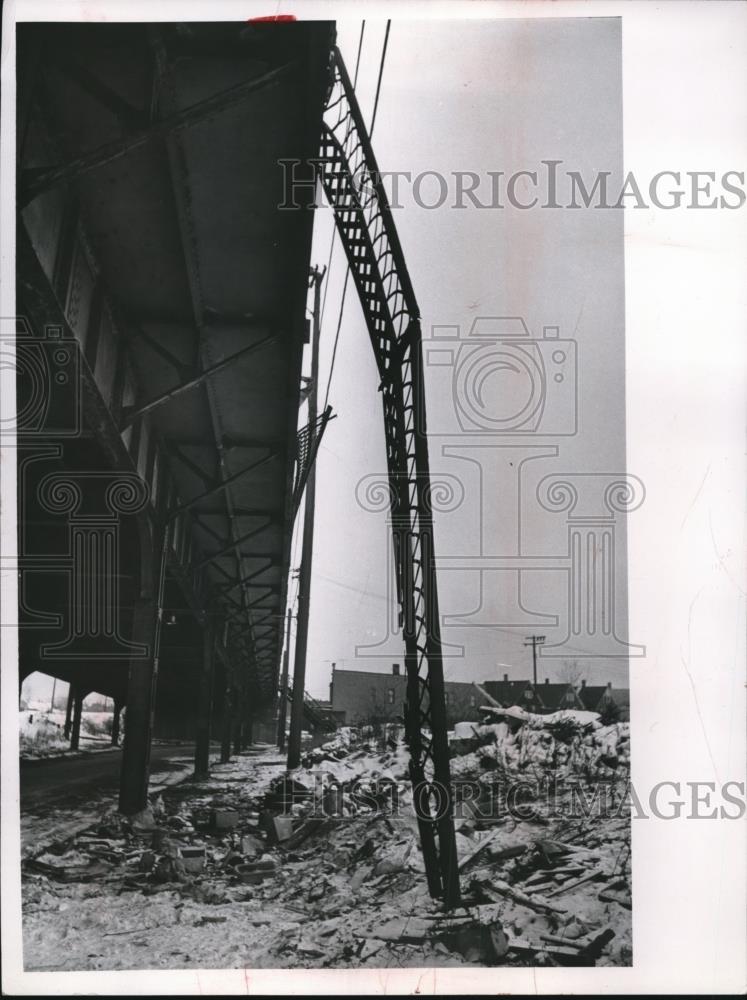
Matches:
[[524, 634, 546, 688], [353, 21, 367, 84], [323, 271, 350, 411], [323, 20, 391, 412], [369, 20, 391, 136], [319, 21, 366, 332]]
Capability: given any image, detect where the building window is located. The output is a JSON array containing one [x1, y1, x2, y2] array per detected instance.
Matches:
[[387, 688, 395, 704], [445, 692, 450, 705], [469, 695, 476, 707]]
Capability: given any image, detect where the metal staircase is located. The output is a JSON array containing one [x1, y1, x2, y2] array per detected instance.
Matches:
[[315, 47, 460, 907], [286, 685, 338, 733]]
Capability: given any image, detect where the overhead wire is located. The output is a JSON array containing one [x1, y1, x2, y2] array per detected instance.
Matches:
[[322, 20, 391, 412], [319, 21, 366, 331], [368, 20, 391, 136], [286, 23, 395, 694], [286, 26, 367, 627]]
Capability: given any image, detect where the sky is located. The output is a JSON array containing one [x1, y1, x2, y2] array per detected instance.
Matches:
[[295, 18, 630, 700]]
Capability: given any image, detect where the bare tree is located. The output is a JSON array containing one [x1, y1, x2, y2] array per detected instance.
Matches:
[[559, 659, 587, 689]]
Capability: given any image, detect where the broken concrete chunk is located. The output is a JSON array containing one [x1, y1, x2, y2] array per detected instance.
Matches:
[[374, 856, 405, 876], [297, 939, 326, 957], [350, 868, 370, 891], [369, 916, 434, 942], [240, 834, 263, 857], [212, 808, 239, 831], [272, 816, 295, 842], [179, 846, 206, 874], [236, 857, 278, 885], [307, 882, 326, 902], [359, 938, 384, 959], [130, 806, 157, 834]]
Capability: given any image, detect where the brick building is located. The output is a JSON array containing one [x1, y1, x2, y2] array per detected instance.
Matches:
[[329, 665, 630, 728], [329, 664, 481, 728]]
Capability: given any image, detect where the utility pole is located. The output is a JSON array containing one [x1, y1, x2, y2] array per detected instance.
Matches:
[[287, 265, 325, 769], [50, 677, 57, 713], [524, 635, 546, 687], [276, 607, 293, 750]]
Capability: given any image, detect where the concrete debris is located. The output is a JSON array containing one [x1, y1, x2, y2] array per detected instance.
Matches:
[[211, 808, 239, 831], [179, 846, 207, 874], [358, 938, 384, 959], [129, 806, 158, 835], [239, 833, 263, 857], [22, 712, 631, 970], [237, 858, 278, 885]]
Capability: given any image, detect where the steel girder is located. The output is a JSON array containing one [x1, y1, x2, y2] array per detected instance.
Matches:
[[315, 48, 460, 908]]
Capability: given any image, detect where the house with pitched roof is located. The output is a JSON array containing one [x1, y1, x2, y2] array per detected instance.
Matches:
[[481, 674, 585, 714], [578, 680, 630, 721], [481, 676, 541, 713], [535, 678, 586, 713]]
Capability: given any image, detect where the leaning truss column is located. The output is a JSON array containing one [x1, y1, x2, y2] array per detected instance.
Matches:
[[316, 47, 460, 907]]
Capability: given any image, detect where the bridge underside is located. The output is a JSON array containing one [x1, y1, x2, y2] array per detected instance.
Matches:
[[16, 20, 334, 807]]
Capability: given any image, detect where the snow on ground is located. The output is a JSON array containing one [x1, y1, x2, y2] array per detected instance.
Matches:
[[20, 752, 196, 860], [19, 709, 116, 760], [21, 715, 632, 972]]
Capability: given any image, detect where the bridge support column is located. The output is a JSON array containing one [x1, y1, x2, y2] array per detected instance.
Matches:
[[242, 715, 253, 750], [64, 684, 74, 739], [232, 671, 247, 754], [220, 677, 233, 763], [69, 686, 83, 751], [194, 618, 215, 780], [110, 698, 123, 746], [276, 609, 292, 750], [119, 526, 167, 816]]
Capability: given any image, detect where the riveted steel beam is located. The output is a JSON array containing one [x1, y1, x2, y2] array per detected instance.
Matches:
[[194, 517, 274, 569], [20, 61, 292, 206], [167, 451, 279, 519], [120, 334, 275, 428]]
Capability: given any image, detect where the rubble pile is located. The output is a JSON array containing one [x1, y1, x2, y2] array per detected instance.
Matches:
[[450, 707, 631, 784], [22, 713, 632, 970]]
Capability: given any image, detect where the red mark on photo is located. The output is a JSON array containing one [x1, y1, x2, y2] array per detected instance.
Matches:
[[247, 14, 297, 22]]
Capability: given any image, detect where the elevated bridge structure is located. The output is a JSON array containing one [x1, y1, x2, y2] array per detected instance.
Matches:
[[15, 23, 460, 907], [16, 20, 332, 811]]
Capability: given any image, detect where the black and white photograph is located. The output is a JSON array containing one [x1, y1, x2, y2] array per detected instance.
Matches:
[[1, 1, 745, 995]]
